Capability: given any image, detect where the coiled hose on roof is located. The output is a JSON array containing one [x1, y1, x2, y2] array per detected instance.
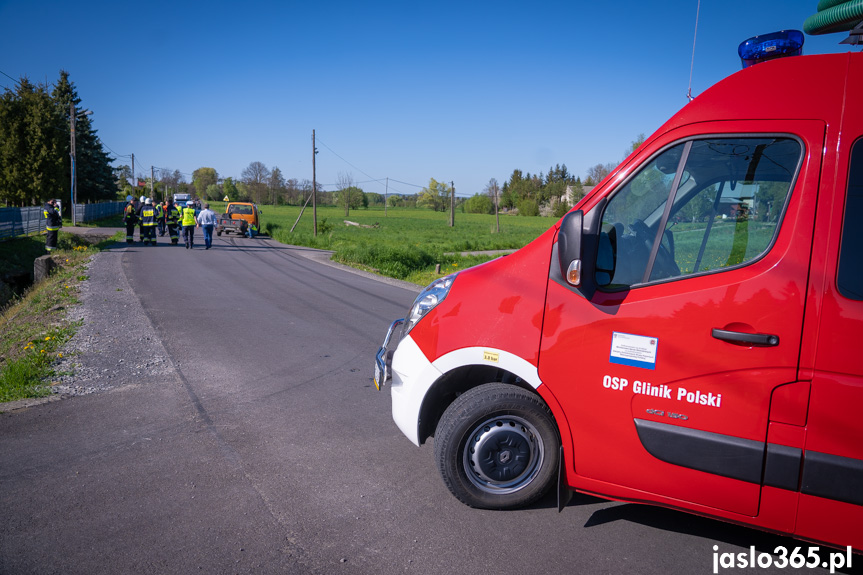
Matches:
[[804, 0, 863, 34]]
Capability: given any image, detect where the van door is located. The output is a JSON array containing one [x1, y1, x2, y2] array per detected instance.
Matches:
[[794, 136, 863, 551], [540, 121, 824, 516]]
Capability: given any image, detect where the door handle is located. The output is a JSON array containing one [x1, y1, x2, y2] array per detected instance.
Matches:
[[711, 328, 779, 347]]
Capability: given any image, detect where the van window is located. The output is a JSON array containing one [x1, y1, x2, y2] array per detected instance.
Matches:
[[599, 137, 801, 289], [837, 139, 863, 300]]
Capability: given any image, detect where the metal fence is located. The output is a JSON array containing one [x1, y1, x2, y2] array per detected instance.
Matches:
[[74, 201, 125, 225], [0, 206, 46, 240], [0, 201, 126, 241]]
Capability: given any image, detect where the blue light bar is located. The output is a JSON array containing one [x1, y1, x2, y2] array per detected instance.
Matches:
[[738, 30, 805, 68]]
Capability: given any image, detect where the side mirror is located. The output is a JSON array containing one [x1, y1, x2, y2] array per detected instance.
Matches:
[[596, 223, 619, 287], [558, 210, 584, 286]]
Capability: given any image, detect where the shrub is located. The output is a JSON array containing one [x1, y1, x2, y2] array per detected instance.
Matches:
[[517, 198, 539, 217], [463, 193, 493, 214]]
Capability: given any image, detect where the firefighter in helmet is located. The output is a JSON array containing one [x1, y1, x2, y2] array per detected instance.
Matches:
[[122, 195, 138, 244], [140, 198, 158, 245], [43, 198, 62, 251], [164, 198, 180, 244]]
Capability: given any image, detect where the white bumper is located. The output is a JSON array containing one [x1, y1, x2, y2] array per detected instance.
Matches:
[[390, 335, 542, 446]]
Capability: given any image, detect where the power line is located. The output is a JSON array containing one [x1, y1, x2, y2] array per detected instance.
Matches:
[[315, 136, 427, 194], [0, 68, 20, 86]]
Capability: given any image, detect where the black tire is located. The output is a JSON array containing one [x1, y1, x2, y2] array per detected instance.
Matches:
[[216, 230, 222, 236], [434, 383, 559, 510]]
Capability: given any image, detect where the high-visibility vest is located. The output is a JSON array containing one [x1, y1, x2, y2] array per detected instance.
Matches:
[[167, 205, 181, 223], [181, 207, 196, 227]]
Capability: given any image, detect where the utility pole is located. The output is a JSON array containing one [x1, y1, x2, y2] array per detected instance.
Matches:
[[312, 129, 317, 236], [131, 153, 135, 196], [70, 102, 77, 226], [385, 177, 388, 217], [449, 181, 455, 227], [150, 166, 155, 199]]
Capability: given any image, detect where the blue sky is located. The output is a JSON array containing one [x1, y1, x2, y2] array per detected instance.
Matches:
[[0, 1, 855, 198]]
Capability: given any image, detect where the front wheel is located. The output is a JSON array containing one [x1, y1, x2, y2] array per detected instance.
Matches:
[[434, 383, 559, 509]]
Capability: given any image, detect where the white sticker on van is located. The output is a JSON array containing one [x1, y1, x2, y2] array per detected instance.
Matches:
[[610, 332, 658, 370]]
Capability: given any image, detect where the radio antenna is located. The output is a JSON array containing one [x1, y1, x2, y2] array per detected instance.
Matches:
[[687, 0, 702, 101]]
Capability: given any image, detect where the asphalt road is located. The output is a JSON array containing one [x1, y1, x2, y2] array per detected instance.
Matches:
[[1, 234, 858, 574]]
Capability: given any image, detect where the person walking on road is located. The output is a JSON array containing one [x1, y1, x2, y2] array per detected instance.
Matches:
[[156, 200, 167, 237], [122, 195, 138, 244], [196, 203, 218, 250], [140, 198, 158, 245], [181, 200, 197, 249], [43, 198, 62, 252], [165, 199, 181, 245]]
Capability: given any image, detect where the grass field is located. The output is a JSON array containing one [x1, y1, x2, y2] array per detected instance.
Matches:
[[213, 203, 556, 285]]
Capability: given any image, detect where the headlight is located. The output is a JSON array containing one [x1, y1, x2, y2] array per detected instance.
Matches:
[[403, 274, 457, 336]]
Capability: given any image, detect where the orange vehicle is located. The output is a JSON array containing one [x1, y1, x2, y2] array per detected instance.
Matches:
[[216, 202, 262, 237]]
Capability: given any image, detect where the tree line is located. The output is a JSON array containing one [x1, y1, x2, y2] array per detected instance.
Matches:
[[0, 66, 645, 221], [0, 71, 115, 210]]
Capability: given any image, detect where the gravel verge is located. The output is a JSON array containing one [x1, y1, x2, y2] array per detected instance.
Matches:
[[50, 246, 177, 397], [0, 244, 178, 412], [0, 238, 417, 412]]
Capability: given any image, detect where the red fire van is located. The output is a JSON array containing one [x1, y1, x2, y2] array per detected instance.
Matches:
[[374, 34, 862, 552]]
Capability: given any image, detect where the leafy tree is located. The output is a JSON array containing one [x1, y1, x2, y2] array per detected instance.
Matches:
[[337, 186, 366, 212], [223, 177, 239, 201], [205, 184, 221, 201], [235, 181, 251, 201], [417, 178, 450, 212], [366, 192, 383, 206], [114, 165, 132, 193], [268, 166, 285, 205], [337, 173, 365, 215], [192, 167, 218, 200]]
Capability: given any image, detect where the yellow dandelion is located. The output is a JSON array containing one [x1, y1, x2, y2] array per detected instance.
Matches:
[[45, 336, 51, 341], [40, 349, 45, 353], [58, 353, 63, 358]]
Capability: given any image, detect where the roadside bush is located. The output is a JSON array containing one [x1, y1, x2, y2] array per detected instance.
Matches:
[[517, 198, 539, 217], [463, 193, 493, 214]]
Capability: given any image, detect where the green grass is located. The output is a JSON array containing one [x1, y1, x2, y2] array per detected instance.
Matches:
[[0, 230, 120, 404], [234, 204, 555, 285]]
